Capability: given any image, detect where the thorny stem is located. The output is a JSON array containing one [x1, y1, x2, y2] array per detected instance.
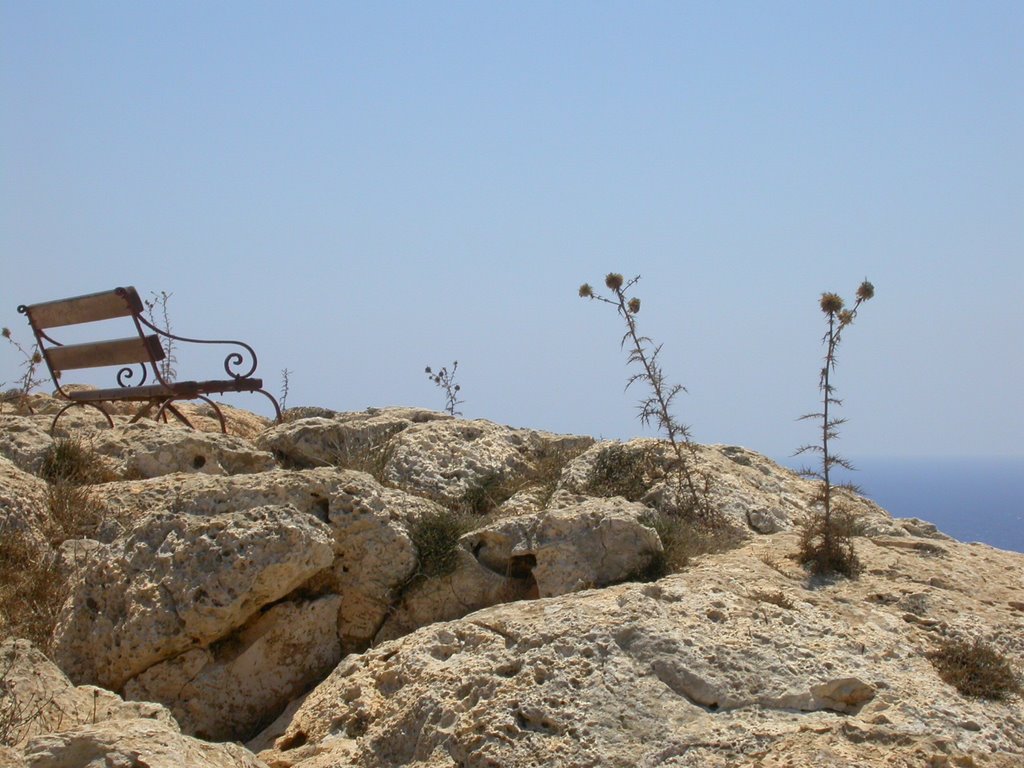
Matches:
[[584, 276, 712, 522]]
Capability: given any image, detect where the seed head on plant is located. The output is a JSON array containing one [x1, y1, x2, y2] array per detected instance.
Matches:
[[796, 278, 875, 577], [579, 272, 717, 525], [425, 361, 464, 416]]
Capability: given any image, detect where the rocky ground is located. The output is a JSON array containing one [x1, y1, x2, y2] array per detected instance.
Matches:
[[1, 394, 1021, 767]]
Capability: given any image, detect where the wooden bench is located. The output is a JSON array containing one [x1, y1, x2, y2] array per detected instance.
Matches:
[[18, 286, 282, 433]]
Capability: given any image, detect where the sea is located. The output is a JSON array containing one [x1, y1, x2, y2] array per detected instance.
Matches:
[[779, 456, 1023, 554]]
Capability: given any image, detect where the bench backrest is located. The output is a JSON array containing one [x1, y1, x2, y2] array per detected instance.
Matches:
[[19, 287, 167, 390]]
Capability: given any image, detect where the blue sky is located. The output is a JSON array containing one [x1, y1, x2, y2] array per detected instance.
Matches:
[[2, 1, 1021, 460]]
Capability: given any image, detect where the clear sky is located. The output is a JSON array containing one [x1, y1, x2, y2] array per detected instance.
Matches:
[[2, 2, 1021, 460]]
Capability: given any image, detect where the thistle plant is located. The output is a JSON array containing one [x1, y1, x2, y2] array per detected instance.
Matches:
[[143, 290, 177, 382], [796, 279, 875, 577], [579, 273, 715, 524], [1, 326, 45, 413], [425, 361, 464, 416]]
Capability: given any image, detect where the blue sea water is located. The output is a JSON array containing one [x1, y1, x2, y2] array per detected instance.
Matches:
[[783, 456, 1023, 554]]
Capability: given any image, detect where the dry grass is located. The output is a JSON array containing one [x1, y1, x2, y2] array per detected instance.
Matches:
[[928, 636, 1022, 700]]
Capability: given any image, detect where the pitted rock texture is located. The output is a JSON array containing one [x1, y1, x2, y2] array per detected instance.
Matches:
[[256, 533, 1024, 768], [381, 418, 594, 508], [0, 639, 175, 749], [0, 416, 53, 475], [257, 408, 449, 470], [559, 439, 919, 537], [465, 493, 663, 597], [0, 455, 48, 542], [124, 595, 344, 741], [52, 504, 334, 690], [90, 421, 277, 478]]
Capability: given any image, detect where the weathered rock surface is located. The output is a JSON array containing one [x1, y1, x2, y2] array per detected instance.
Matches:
[[124, 595, 344, 741], [381, 418, 594, 508], [52, 504, 335, 690], [3, 403, 1021, 767], [20, 719, 268, 768], [0, 455, 48, 541], [257, 408, 449, 470], [90, 421, 277, 479], [0, 639, 174, 748], [0, 417, 52, 475], [465, 492, 663, 597], [257, 533, 1024, 768]]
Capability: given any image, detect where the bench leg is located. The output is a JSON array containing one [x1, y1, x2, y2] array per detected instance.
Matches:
[[194, 396, 227, 433], [50, 401, 115, 435], [153, 399, 196, 430], [254, 388, 283, 423]]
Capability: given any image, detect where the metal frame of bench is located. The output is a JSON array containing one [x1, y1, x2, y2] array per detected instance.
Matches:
[[18, 286, 282, 433]]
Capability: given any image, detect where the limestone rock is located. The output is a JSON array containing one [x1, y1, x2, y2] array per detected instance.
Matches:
[[382, 418, 593, 508], [375, 549, 534, 644], [0, 639, 174, 749], [0, 455, 48, 542], [257, 408, 449, 470], [89, 422, 277, 479], [124, 595, 343, 741], [467, 493, 663, 598], [257, 533, 1024, 768], [0, 417, 52, 475], [20, 718, 267, 768], [52, 504, 334, 690]]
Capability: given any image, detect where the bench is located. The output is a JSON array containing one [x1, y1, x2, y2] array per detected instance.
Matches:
[[18, 286, 282, 433]]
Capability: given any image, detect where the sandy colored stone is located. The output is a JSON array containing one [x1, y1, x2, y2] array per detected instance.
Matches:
[[257, 408, 449, 470], [52, 504, 334, 690], [124, 595, 343, 741], [0, 417, 53, 475], [257, 533, 1024, 768], [20, 718, 267, 768], [0, 639, 174, 749], [87, 421, 277, 479], [382, 418, 593, 508]]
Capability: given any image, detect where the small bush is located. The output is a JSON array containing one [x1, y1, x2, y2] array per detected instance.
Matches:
[[38, 437, 112, 486], [0, 528, 66, 650], [928, 636, 1022, 700], [409, 508, 477, 579], [458, 472, 511, 516], [586, 443, 655, 502], [797, 507, 862, 579], [637, 511, 742, 581]]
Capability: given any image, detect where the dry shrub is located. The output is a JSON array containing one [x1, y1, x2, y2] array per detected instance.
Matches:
[[39, 437, 114, 486], [0, 528, 65, 650], [797, 507, 862, 579], [1, 437, 114, 649], [928, 636, 1022, 700], [409, 508, 477, 579], [637, 511, 743, 581]]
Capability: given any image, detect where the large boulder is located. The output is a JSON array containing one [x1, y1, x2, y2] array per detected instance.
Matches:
[[52, 504, 334, 690], [90, 421, 277, 479], [465, 492, 664, 598], [124, 595, 343, 741], [255, 533, 1024, 768], [381, 419, 593, 508], [20, 718, 267, 768], [256, 408, 449, 471], [0, 639, 174, 749]]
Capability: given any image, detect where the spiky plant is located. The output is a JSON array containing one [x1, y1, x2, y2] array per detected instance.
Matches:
[[796, 279, 874, 576], [143, 290, 177, 382], [1, 326, 45, 414], [579, 274, 715, 524], [425, 361, 464, 416]]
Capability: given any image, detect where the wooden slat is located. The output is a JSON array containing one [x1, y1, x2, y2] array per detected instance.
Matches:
[[46, 335, 165, 372], [25, 287, 143, 329]]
